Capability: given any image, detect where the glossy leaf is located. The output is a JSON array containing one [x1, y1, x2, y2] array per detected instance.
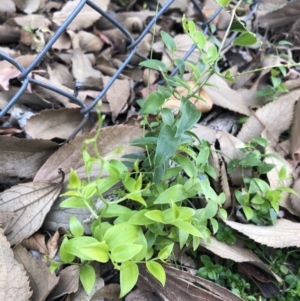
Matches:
[[80, 265, 95, 294], [120, 262, 139, 297], [146, 261, 166, 286]]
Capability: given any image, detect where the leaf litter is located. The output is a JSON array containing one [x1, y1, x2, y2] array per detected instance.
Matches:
[[1, 0, 300, 299]]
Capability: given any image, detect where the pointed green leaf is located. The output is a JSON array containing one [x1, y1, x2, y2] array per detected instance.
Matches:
[[146, 261, 166, 286], [80, 265, 95, 294], [120, 262, 139, 297]]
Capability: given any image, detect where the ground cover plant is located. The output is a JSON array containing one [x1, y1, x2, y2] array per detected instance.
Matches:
[[1, 0, 300, 300]]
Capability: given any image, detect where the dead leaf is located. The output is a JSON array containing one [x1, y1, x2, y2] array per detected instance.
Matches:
[[13, 14, 51, 30], [0, 229, 32, 301], [71, 48, 102, 88], [289, 98, 300, 160], [0, 25, 20, 44], [162, 34, 201, 69], [13, 244, 59, 301], [125, 288, 163, 301], [201, 237, 281, 282], [138, 263, 244, 301], [0, 179, 63, 245], [0, 54, 36, 90], [191, 124, 217, 144], [225, 219, 300, 248], [290, 178, 300, 216], [0, 136, 58, 180], [258, 1, 300, 29], [25, 108, 93, 140], [204, 74, 250, 116], [12, 0, 45, 14], [33, 74, 79, 108], [34, 125, 143, 183], [91, 283, 121, 300], [47, 265, 80, 301], [21, 233, 48, 255], [102, 76, 130, 121], [237, 91, 299, 145], [52, 0, 110, 31]]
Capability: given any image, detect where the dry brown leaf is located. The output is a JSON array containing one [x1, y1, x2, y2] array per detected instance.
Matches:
[[225, 219, 300, 248], [13, 244, 59, 301], [13, 14, 51, 30], [289, 99, 300, 160], [258, 1, 299, 29], [125, 288, 162, 301], [0, 136, 58, 180], [12, 0, 44, 14], [47, 64, 74, 89], [102, 76, 130, 121], [71, 48, 102, 88], [138, 263, 244, 301], [237, 91, 299, 145], [34, 125, 143, 183], [91, 283, 121, 301], [0, 90, 55, 111], [290, 178, 300, 216], [191, 124, 217, 144], [162, 34, 201, 69], [201, 237, 281, 282], [21, 233, 48, 255], [52, 0, 110, 31], [217, 131, 251, 186], [25, 108, 93, 140], [33, 74, 78, 108], [47, 265, 80, 300], [203, 0, 231, 29], [76, 31, 104, 52], [0, 210, 16, 229], [0, 230, 32, 301], [0, 180, 63, 245], [0, 54, 36, 90], [0, 25, 20, 44], [204, 74, 250, 116]]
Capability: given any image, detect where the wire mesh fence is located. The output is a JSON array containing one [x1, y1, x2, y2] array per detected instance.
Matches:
[[0, 0, 258, 140]]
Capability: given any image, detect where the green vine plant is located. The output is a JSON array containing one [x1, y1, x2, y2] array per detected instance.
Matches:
[[49, 1, 298, 298]]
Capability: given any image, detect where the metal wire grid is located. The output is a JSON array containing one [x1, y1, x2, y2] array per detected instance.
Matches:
[[0, 0, 258, 139]]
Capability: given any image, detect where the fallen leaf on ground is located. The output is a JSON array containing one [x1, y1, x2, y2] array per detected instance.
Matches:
[[34, 124, 143, 183], [0, 179, 63, 245], [13, 244, 59, 301], [225, 219, 300, 248], [0, 229, 32, 301]]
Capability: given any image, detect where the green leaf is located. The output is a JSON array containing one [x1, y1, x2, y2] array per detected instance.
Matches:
[[80, 265, 95, 295], [173, 220, 202, 236], [140, 59, 167, 72], [257, 164, 276, 174], [194, 31, 206, 49], [145, 210, 164, 223], [161, 108, 175, 127], [161, 166, 182, 181], [154, 124, 182, 168], [146, 261, 166, 286], [70, 215, 84, 237], [103, 223, 139, 248], [233, 32, 258, 46], [63, 237, 100, 261], [101, 204, 131, 218], [243, 206, 254, 220], [140, 91, 166, 115], [154, 184, 188, 204], [216, 0, 231, 7], [210, 217, 218, 234], [120, 262, 139, 297], [176, 96, 201, 137], [158, 243, 174, 260], [174, 153, 198, 177], [251, 195, 265, 205], [49, 261, 62, 273], [161, 31, 176, 53], [251, 137, 269, 148], [204, 201, 218, 219], [278, 166, 287, 181], [230, 20, 247, 32], [68, 169, 81, 189], [59, 237, 75, 263], [60, 196, 89, 208], [111, 244, 143, 262], [128, 209, 154, 225], [78, 242, 110, 262]]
